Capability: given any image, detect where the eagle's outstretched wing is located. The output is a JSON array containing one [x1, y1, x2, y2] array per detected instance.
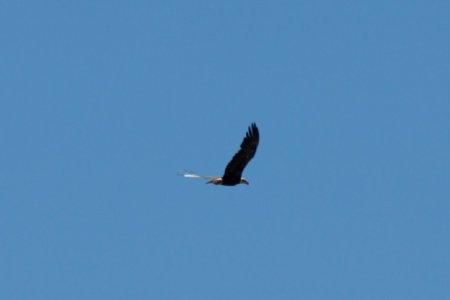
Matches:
[[222, 123, 259, 183]]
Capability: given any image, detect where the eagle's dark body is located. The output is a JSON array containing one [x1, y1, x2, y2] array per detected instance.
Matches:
[[213, 123, 259, 186]]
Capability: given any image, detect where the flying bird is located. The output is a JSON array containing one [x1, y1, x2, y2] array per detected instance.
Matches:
[[181, 123, 259, 186]]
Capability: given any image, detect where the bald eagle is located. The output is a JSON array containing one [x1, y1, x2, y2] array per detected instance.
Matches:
[[181, 123, 259, 186]]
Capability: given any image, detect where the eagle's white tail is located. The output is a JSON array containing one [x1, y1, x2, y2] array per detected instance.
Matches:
[[181, 172, 202, 178], [178, 170, 218, 180]]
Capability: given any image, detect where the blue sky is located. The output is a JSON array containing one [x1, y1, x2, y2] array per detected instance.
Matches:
[[1, 1, 449, 299]]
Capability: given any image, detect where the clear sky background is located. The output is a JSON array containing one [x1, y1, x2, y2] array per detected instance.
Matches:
[[1, 1, 449, 299]]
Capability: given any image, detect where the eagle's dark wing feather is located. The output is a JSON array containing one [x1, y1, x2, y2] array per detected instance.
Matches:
[[222, 123, 259, 183]]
